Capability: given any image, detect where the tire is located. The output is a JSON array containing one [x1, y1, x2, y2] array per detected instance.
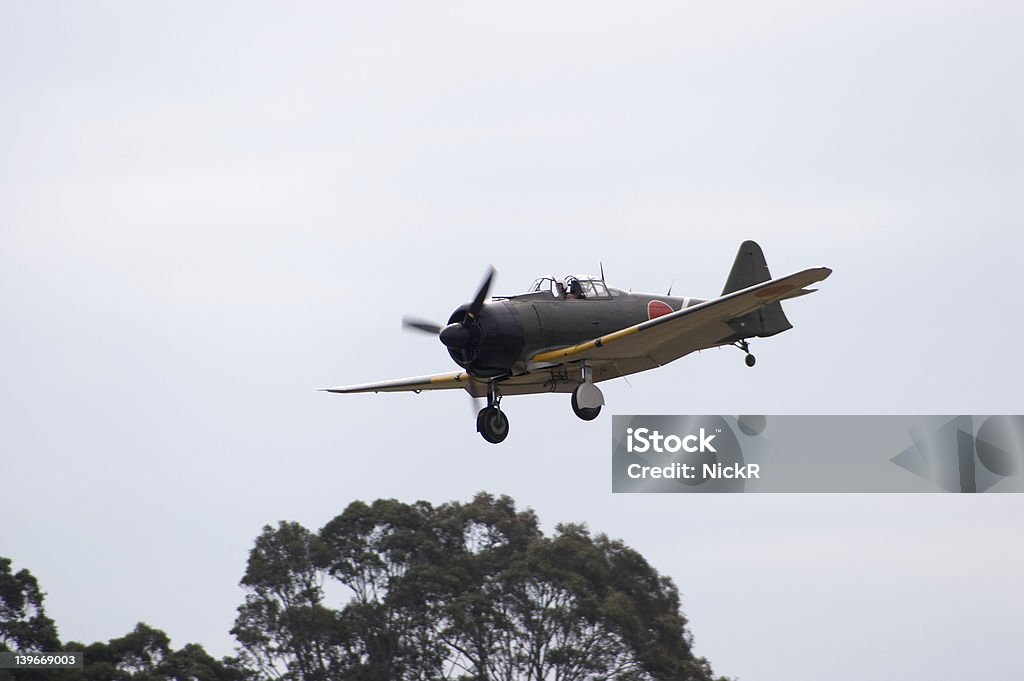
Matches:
[[476, 406, 510, 444], [571, 389, 602, 421]]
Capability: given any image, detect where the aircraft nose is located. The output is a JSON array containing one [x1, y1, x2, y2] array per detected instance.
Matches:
[[439, 323, 472, 349]]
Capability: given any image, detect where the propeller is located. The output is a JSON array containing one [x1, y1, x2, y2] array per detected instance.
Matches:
[[402, 267, 496, 364], [402, 317, 443, 335], [466, 266, 495, 320], [400, 267, 496, 418], [439, 266, 495, 352]]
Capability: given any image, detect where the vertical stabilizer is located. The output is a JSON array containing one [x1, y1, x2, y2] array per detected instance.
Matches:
[[723, 240, 772, 294], [723, 240, 794, 338]]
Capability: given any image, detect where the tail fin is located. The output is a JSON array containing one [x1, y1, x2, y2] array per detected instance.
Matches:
[[722, 240, 793, 338]]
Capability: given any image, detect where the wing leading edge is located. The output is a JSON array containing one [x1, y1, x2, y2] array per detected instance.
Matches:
[[322, 371, 479, 394]]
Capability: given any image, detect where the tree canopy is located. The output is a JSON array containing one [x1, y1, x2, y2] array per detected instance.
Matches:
[[2, 493, 724, 680], [233, 493, 719, 681], [0, 557, 60, 656], [0, 558, 247, 681]]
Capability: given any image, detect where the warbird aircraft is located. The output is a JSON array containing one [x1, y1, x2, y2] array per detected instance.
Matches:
[[325, 241, 831, 443]]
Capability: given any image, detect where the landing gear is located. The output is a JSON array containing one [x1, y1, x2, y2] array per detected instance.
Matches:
[[476, 381, 509, 444], [476, 406, 509, 443], [571, 360, 604, 421], [736, 340, 756, 367], [571, 387, 602, 420]]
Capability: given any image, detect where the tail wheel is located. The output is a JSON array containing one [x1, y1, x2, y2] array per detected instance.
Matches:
[[735, 340, 756, 367], [476, 406, 509, 444]]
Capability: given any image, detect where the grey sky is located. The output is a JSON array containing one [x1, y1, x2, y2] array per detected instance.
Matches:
[[2, 2, 1022, 680]]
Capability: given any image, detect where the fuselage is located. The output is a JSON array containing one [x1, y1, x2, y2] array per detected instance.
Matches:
[[447, 283, 705, 378]]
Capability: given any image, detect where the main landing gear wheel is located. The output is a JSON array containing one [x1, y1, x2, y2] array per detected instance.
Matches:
[[745, 353, 756, 367], [476, 406, 509, 444], [571, 385, 602, 421]]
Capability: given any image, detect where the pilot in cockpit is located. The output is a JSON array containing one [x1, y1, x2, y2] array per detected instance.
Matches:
[[566, 277, 585, 299]]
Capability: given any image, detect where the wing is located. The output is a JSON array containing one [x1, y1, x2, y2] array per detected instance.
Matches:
[[323, 368, 591, 398], [528, 267, 832, 372], [322, 371, 482, 395]]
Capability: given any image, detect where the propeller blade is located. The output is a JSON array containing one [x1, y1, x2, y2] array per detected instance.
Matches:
[[466, 266, 496, 320], [402, 317, 443, 335]]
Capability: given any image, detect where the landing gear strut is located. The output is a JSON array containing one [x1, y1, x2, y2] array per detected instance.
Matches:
[[476, 382, 509, 444], [735, 340, 756, 367], [571, 360, 604, 421]]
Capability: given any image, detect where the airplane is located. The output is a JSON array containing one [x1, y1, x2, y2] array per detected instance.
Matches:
[[324, 240, 831, 443]]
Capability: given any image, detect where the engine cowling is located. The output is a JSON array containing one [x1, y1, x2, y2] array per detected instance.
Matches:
[[441, 302, 524, 377]]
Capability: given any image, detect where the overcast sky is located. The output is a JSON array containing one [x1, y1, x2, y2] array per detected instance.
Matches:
[[2, 2, 1022, 680]]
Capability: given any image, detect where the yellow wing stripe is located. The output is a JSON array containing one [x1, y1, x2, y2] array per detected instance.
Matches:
[[324, 371, 473, 393], [532, 326, 639, 364], [430, 372, 469, 385]]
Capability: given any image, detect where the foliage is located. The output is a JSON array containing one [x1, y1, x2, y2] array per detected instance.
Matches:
[[0, 557, 248, 681], [0, 557, 60, 655], [233, 493, 718, 681], [1, 493, 726, 681]]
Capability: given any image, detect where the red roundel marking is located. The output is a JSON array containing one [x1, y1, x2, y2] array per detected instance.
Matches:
[[648, 300, 673, 320]]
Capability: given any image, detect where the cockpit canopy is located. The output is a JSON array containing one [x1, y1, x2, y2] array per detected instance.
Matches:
[[527, 275, 611, 299]]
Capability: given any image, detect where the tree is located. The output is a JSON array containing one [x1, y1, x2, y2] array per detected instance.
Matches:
[[62, 624, 250, 681], [234, 494, 719, 681], [232, 522, 343, 681], [61, 623, 251, 681], [0, 557, 60, 654], [0, 556, 248, 681]]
